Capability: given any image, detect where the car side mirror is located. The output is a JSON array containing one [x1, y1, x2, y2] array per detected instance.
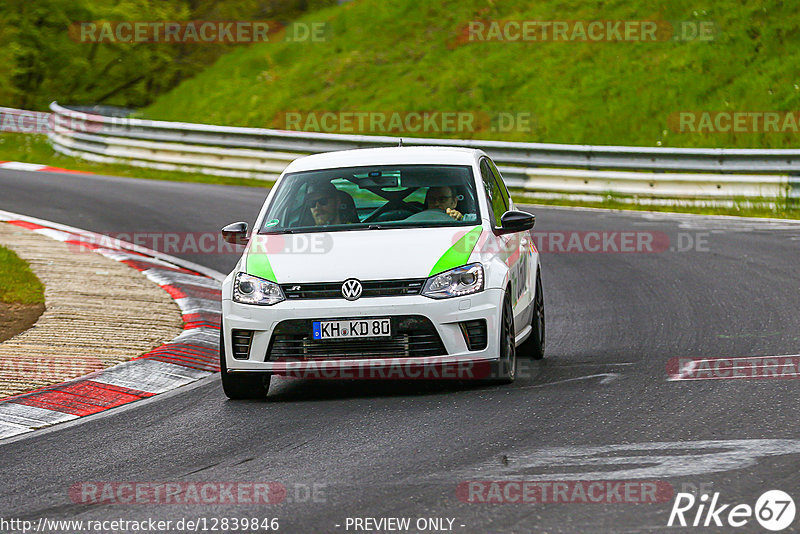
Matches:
[[497, 211, 535, 234], [222, 222, 249, 245]]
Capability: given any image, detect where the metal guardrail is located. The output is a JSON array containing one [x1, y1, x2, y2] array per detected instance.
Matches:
[[3, 103, 799, 201]]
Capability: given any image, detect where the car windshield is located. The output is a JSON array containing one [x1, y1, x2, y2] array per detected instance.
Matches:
[[259, 164, 480, 233]]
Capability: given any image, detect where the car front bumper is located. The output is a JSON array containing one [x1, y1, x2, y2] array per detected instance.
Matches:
[[222, 288, 504, 379]]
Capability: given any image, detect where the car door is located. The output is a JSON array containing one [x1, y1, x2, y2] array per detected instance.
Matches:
[[486, 158, 534, 326], [479, 158, 532, 328]]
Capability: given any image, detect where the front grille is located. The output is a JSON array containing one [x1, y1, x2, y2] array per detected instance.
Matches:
[[460, 319, 488, 351], [267, 316, 446, 360], [281, 278, 426, 300], [231, 329, 254, 360]]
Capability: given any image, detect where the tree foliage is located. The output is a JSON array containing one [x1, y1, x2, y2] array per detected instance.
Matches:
[[0, 0, 334, 110]]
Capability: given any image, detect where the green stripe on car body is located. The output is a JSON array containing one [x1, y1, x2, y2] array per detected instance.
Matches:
[[429, 226, 483, 276], [246, 249, 276, 282]]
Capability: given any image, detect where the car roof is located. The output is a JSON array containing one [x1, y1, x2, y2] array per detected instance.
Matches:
[[283, 146, 486, 173]]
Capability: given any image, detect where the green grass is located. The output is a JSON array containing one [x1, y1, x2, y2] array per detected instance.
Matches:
[[0, 245, 45, 305], [143, 0, 800, 149], [0, 133, 272, 188]]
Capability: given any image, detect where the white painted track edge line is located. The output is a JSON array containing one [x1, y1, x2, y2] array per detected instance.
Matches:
[[0, 373, 220, 447], [0, 210, 225, 440]]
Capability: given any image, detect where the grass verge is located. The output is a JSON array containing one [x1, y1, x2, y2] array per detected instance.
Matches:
[[0, 245, 45, 305]]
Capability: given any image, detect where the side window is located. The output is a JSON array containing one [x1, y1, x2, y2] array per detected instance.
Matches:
[[488, 159, 511, 210], [479, 159, 499, 227], [480, 158, 506, 227]]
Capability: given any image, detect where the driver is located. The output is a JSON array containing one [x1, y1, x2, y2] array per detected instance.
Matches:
[[425, 186, 463, 221], [306, 182, 344, 225]]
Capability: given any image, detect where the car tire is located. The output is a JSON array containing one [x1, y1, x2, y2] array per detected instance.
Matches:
[[219, 327, 271, 400], [493, 292, 517, 384], [519, 270, 545, 360]]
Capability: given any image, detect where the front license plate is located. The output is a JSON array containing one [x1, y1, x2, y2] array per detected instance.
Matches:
[[312, 319, 391, 340]]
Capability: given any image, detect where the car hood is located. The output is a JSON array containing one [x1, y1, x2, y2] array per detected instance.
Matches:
[[243, 226, 483, 283]]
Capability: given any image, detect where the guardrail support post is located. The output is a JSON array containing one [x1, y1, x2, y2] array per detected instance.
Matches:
[[788, 175, 800, 208]]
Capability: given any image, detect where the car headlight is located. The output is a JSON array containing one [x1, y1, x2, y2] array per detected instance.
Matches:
[[233, 272, 285, 305], [422, 263, 484, 299]]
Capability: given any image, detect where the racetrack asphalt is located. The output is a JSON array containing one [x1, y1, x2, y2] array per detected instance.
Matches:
[[1, 168, 800, 533]]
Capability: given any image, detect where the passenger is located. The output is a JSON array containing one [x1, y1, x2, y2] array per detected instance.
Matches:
[[425, 186, 464, 221]]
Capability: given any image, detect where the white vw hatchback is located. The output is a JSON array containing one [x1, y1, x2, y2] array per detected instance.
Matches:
[[220, 147, 544, 399]]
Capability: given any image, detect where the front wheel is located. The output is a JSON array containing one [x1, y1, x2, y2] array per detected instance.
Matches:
[[493, 293, 517, 384], [219, 327, 271, 400]]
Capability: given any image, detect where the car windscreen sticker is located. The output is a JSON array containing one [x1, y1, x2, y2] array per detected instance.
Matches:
[[264, 219, 280, 227]]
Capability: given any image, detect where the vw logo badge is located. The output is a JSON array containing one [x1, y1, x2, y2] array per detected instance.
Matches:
[[341, 279, 363, 301]]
